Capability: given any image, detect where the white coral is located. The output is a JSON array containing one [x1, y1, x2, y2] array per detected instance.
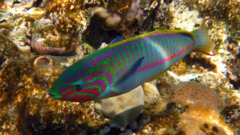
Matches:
[[169, 1, 203, 31]]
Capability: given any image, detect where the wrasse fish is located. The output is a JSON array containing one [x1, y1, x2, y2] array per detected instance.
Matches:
[[49, 19, 214, 102]]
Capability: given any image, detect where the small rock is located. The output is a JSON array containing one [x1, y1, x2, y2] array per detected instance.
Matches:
[[142, 82, 160, 109], [142, 129, 149, 134], [105, 14, 121, 28], [94, 85, 145, 127]]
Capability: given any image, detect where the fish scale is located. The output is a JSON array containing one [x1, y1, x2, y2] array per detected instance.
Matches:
[[49, 18, 215, 102]]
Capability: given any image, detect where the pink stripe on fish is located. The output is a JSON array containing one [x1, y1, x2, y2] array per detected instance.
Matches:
[[138, 42, 194, 72]]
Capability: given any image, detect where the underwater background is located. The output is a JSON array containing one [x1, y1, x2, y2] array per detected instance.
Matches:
[[0, 0, 239, 134]]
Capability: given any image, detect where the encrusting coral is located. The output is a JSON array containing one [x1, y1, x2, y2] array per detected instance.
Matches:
[[170, 82, 222, 111]]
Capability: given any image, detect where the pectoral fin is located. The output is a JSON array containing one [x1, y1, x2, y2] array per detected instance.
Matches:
[[113, 57, 144, 92]]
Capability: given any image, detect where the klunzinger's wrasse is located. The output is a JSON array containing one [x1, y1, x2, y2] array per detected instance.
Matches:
[[49, 19, 215, 102]]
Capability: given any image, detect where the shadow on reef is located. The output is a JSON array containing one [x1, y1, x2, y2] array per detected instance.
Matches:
[[17, 104, 106, 135], [16, 99, 65, 135], [103, 113, 144, 135]]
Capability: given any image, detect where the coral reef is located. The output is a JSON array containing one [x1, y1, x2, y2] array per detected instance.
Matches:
[[138, 82, 234, 135], [184, 0, 239, 34], [177, 109, 233, 135], [0, 0, 239, 134], [170, 4, 203, 31], [0, 33, 21, 61], [0, 0, 93, 55], [0, 54, 110, 134], [83, 0, 167, 48], [30, 1, 89, 55], [227, 46, 240, 89], [94, 0, 138, 32], [221, 105, 240, 133]]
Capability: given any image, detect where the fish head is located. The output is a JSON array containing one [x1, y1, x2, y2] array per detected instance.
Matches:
[[49, 60, 108, 102]]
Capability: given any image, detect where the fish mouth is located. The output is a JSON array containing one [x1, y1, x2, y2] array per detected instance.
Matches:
[[49, 92, 61, 99]]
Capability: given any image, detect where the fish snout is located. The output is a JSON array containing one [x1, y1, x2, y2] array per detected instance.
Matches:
[[49, 91, 61, 99]]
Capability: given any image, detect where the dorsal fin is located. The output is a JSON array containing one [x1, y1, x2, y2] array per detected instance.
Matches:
[[152, 30, 199, 38], [109, 36, 123, 45], [109, 30, 198, 48]]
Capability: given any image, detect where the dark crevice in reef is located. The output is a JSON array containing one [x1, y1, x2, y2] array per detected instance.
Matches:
[[184, 54, 216, 71], [12, 1, 21, 5], [221, 104, 240, 128], [33, 0, 43, 7], [15, 98, 107, 134], [0, 56, 6, 70], [82, 14, 121, 49], [227, 73, 240, 89], [230, 80, 240, 89]]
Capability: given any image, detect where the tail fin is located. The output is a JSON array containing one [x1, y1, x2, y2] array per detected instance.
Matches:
[[192, 18, 215, 55]]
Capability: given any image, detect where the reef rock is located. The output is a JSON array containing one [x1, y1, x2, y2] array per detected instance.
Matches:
[[0, 33, 21, 60], [94, 85, 145, 128]]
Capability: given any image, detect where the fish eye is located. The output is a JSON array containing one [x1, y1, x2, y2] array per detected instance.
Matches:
[[75, 84, 83, 90], [67, 80, 84, 91]]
